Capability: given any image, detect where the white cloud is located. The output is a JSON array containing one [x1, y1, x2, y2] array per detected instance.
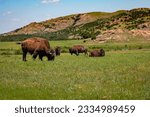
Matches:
[[3, 11, 12, 16], [41, 0, 60, 4]]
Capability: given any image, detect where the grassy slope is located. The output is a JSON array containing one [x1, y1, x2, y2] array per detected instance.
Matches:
[[0, 51, 150, 100], [0, 41, 150, 100], [1, 40, 150, 55]]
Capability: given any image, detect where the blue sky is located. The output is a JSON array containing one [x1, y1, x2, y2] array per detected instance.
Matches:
[[0, 0, 150, 34]]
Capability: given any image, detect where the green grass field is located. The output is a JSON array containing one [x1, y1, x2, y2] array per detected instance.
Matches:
[[0, 40, 150, 100]]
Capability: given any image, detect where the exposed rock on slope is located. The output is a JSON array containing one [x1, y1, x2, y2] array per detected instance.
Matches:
[[1, 8, 150, 42]]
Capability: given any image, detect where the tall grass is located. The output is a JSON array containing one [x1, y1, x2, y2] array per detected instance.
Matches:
[[0, 40, 150, 99], [0, 50, 150, 100]]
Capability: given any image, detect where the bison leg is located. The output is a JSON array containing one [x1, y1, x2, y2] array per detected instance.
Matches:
[[84, 49, 88, 55], [69, 51, 73, 55], [75, 51, 79, 56], [39, 54, 43, 61], [22, 51, 27, 61], [33, 51, 38, 60]]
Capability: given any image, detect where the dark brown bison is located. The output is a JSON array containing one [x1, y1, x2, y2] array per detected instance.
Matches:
[[89, 49, 105, 57], [55, 46, 61, 56], [20, 37, 55, 61], [69, 45, 87, 56]]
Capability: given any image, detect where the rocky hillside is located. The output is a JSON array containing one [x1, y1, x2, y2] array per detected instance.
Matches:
[[7, 12, 112, 35], [1, 8, 150, 42]]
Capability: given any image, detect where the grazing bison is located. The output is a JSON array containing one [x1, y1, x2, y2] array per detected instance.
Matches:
[[89, 49, 105, 57], [55, 46, 61, 56], [20, 37, 55, 61], [69, 45, 87, 56]]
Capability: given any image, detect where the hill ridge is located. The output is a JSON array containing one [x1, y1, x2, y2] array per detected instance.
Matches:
[[1, 8, 150, 42]]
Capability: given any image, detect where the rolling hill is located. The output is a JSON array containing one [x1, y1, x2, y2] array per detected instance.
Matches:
[[0, 8, 150, 42]]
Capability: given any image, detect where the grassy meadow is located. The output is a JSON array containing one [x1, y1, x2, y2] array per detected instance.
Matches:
[[0, 40, 150, 100]]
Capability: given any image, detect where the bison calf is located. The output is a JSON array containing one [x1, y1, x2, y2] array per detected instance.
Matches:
[[69, 45, 87, 56], [89, 49, 105, 57], [20, 37, 55, 61], [55, 46, 61, 56]]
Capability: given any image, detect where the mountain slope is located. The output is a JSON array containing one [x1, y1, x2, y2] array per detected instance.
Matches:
[[1, 8, 150, 41], [7, 12, 112, 35]]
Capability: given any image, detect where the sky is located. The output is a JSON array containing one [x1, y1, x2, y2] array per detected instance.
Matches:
[[0, 0, 150, 34]]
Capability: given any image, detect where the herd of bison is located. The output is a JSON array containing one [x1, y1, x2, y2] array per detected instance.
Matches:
[[18, 37, 105, 61]]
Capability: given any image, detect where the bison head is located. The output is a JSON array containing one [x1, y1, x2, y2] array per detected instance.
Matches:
[[99, 49, 105, 56], [55, 46, 61, 56], [47, 49, 55, 61]]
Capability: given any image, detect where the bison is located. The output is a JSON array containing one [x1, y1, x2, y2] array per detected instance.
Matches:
[[89, 49, 105, 57], [55, 46, 61, 56], [69, 45, 87, 56], [20, 37, 55, 61]]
